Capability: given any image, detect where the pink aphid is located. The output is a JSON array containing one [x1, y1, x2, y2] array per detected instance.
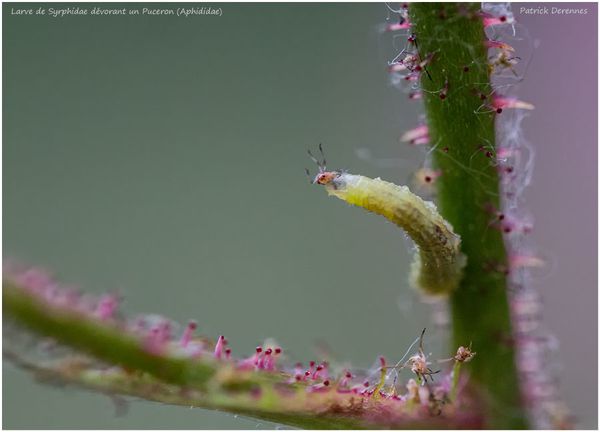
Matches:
[[409, 91, 422, 100], [94, 294, 119, 321], [492, 96, 535, 113], [213, 335, 227, 360], [180, 320, 197, 348], [400, 125, 429, 144], [484, 40, 515, 52]]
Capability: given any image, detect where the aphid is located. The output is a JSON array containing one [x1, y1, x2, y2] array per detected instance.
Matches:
[[437, 342, 476, 364], [383, 329, 440, 384], [454, 343, 476, 363], [401, 33, 433, 81], [406, 328, 440, 383], [489, 50, 521, 76], [305, 144, 341, 186], [394, 52, 435, 76]]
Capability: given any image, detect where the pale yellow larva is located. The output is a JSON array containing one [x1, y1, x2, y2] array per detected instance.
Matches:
[[310, 160, 465, 296]]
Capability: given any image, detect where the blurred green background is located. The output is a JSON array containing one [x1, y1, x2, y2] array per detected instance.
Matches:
[[3, 2, 597, 429], [3, 3, 431, 428]]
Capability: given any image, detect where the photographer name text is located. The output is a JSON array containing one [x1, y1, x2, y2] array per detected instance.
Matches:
[[519, 6, 588, 15]]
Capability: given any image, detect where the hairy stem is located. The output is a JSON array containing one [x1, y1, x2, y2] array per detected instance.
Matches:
[[410, 3, 527, 428], [451, 361, 461, 402], [3, 278, 484, 429], [4, 281, 215, 387]]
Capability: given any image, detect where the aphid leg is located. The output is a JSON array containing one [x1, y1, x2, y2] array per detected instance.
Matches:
[[307, 149, 322, 170], [305, 168, 313, 184], [307, 143, 328, 173], [318, 143, 327, 169]]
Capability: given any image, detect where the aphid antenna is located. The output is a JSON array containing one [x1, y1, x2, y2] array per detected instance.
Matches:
[[409, 35, 433, 81], [418, 327, 427, 356], [389, 48, 407, 65], [382, 332, 424, 373], [384, 2, 405, 14], [307, 143, 327, 172]]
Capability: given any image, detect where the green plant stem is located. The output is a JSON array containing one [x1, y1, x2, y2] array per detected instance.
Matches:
[[410, 3, 527, 428], [3, 281, 215, 387], [451, 361, 461, 402], [3, 281, 484, 429]]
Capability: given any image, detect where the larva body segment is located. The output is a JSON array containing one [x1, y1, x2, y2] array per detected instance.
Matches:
[[324, 173, 465, 296]]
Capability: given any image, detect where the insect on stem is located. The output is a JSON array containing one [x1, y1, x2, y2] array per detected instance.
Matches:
[[307, 148, 466, 296]]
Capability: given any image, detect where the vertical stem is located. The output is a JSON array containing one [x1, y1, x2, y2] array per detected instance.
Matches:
[[451, 361, 461, 402], [410, 3, 527, 428]]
